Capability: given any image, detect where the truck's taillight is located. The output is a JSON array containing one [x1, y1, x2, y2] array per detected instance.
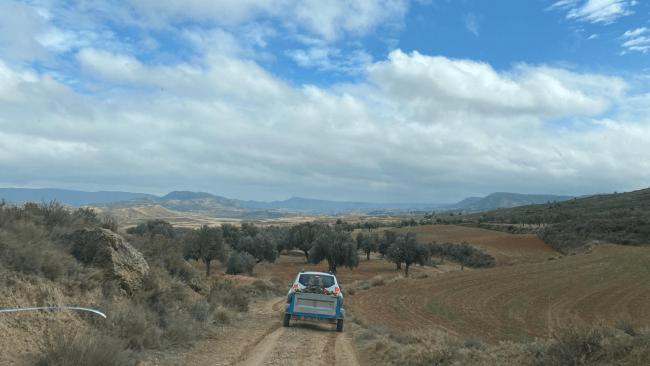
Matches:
[[293, 283, 299, 290], [334, 287, 340, 294]]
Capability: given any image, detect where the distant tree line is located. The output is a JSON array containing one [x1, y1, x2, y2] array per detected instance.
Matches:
[[128, 219, 361, 276], [126, 216, 498, 277]]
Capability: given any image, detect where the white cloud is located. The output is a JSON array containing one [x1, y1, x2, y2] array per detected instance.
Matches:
[[1, 47, 648, 201], [464, 13, 479, 36], [550, 0, 636, 24], [286, 46, 372, 73], [366, 50, 624, 120], [124, 0, 407, 42], [621, 27, 650, 54], [290, 0, 408, 41], [127, 0, 284, 26], [0, 1, 49, 61]]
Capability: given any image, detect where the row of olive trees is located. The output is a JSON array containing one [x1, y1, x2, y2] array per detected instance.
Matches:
[[128, 221, 285, 277], [130, 220, 361, 276], [384, 232, 429, 276], [429, 241, 496, 269], [285, 222, 359, 273], [356, 231, 430, 276], [356, 229, 496, 275]]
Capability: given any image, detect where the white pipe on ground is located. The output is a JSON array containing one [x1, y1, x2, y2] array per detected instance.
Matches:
[[0, 306, 107, 318]]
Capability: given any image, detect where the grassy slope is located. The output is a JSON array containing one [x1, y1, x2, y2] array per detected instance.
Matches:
[[465, 188, 650, 253]]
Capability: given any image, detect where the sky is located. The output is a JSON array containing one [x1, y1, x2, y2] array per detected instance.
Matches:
[[0, 0, 649, 203]]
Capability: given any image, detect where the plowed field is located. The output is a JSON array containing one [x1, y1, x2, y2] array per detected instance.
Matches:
[[392, 225, 558, 265], [348, 244, 650, 342]]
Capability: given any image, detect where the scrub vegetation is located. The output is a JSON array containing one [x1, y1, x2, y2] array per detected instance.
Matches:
[[0, 202, 279, 364]]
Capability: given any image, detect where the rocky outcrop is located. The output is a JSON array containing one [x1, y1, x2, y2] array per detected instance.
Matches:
[[68, 228, 149, 292]]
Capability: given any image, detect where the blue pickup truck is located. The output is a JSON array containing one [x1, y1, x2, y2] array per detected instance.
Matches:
[[283, 271, 345, 332]]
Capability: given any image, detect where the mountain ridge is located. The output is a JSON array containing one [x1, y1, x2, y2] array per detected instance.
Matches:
[[0, 187, 577, 215]]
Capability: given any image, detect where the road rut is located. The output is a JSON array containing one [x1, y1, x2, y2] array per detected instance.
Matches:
[[148, 297, 359, 366]]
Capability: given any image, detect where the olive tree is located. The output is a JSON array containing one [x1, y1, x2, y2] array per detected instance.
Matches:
[[184, 225, 226, 277], [287, 222, 322, 261], [309, 226, 359, 273], [235, 232, 278, 263], [378, 230, 397, 258], [357, 232, 378, 260], [386, 232, 429, 276]]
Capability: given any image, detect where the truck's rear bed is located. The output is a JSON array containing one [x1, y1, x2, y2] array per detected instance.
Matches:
[[292, 292, 338, 318]]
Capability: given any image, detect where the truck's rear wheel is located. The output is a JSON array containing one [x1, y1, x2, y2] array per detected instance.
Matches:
[[336, 319, 343, 332], [283, 313, 291, 327]]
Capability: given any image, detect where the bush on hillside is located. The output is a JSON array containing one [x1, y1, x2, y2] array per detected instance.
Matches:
[[36, 328, 136, 366], [353, 320, 650, 366], [208, 280, 250, 312], [226, 251, 256, 275], [429, 242, 495, 268], [126, 219, 175, 238]]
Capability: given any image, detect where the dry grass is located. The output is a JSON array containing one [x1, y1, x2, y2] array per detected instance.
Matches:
[[35, 328, 137, 366], [352, 318, 650, 366]]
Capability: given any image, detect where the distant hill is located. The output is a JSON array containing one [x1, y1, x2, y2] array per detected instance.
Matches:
[[153, 191, 281, 219], [453, 196, 482, 208], [0, 187, 578, 217], [467, 188, 650, 253], [241, 196, 442, 214], [160, 191, 215, 200], [0, 188, 155, 206], [449, 192, 574, 211]]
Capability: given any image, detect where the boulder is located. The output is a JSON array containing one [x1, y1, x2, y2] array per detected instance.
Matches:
[[68, 228, 149, 292]]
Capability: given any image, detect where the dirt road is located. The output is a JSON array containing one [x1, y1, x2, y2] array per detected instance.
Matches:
[[148, 297, 359, 366]]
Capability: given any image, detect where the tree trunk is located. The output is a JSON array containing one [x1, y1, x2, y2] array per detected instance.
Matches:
[[304, 250, 309, 262], [396, 262, 401, 270], [366, 251, 371, 261], [328, 259, 336, 274], [405, 263, 410, 277], [205, 259, 211, 278]]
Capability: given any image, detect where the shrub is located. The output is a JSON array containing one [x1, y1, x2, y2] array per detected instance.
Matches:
[[370, 275, 386, 287], [101, 303, 162, 350], [531, 326, 605, 366], [208, 281, 250, 312], [101, 216, 119, 232], [0, 223, 84, 281], [35, 328, 136, 366], [429, 241, 495, 269], [162, 311, 202, 347], [126, 220, 175, 238], [125, 271, 207, 348], [226, 251, 256, 275]]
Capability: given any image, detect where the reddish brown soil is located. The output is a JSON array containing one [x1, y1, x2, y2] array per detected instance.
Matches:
[[347, 244, 650, 343], [392, 225, 558, 265]]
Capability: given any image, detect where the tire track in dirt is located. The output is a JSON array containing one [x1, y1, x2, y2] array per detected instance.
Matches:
[[157, 296, 359, 366], [234, 318, 358, 366]]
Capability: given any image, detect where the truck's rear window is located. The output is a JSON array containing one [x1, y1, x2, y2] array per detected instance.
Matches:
[[298, 274, 335, 288]]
